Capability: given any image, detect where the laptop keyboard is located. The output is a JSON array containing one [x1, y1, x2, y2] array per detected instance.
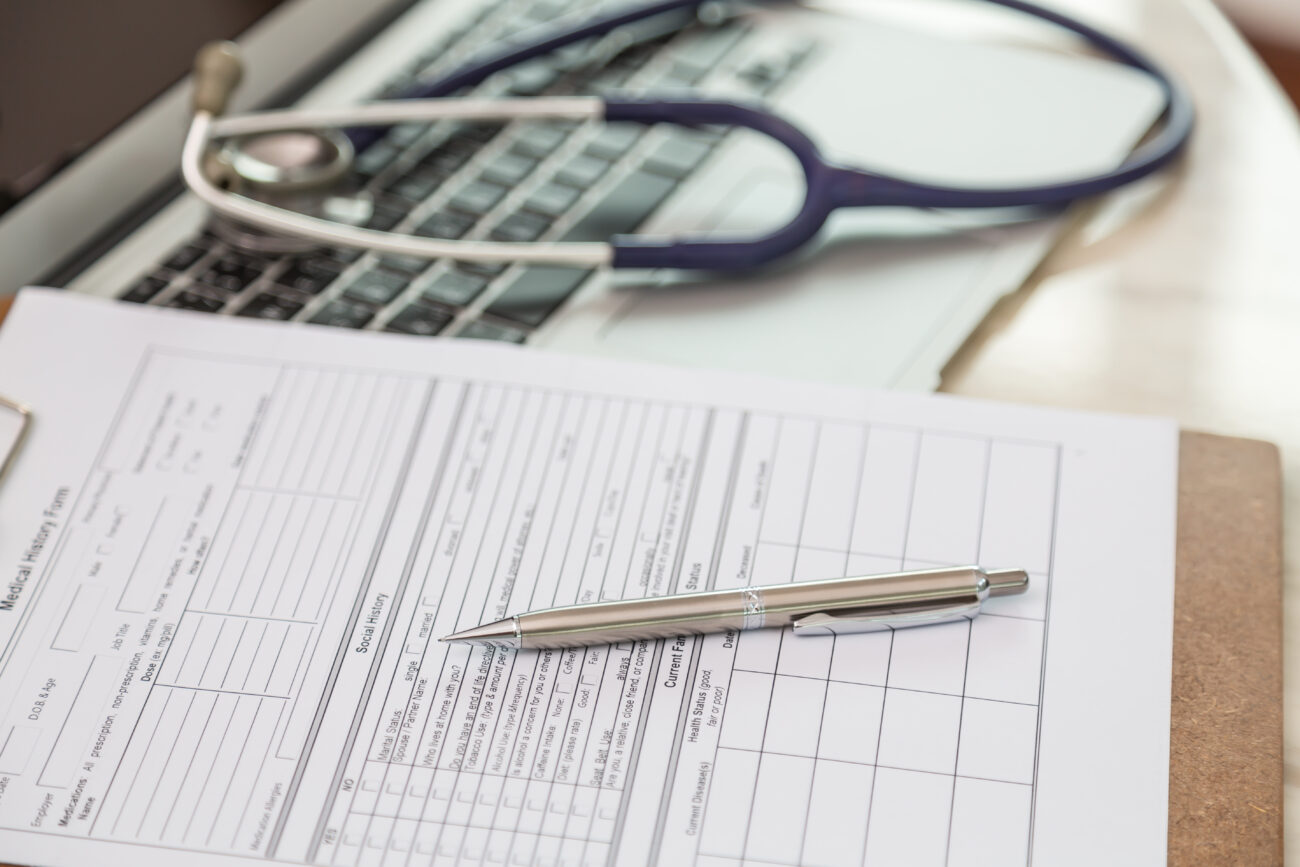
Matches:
[[117, 0, 816, 342]]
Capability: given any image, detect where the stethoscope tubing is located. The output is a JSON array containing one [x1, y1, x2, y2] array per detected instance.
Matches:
[[185, 0, 1194, 270]]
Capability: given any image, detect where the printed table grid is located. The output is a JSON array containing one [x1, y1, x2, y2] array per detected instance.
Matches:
[[51, 351, 1059, 865], [687, 416, 1058, 867], [83, 355, 431, 851], [313, 399, 1060, 867], [324, 387, 713, 867]]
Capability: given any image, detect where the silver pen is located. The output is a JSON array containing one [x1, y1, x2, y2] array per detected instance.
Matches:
[[441, 565, 1029, 650]]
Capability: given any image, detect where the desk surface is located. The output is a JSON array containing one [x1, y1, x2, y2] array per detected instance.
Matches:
[[938, 0, 1300, 857]]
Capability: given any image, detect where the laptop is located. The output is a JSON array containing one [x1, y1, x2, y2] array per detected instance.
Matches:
[[0, 0, 1163, 391]]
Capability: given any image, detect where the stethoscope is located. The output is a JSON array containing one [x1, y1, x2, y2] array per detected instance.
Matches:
[[183, 0, 1194, 271]]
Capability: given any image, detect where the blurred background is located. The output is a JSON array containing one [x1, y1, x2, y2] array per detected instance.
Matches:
[[1219, 0, 1300, 103], [1, 0, 1298, 209]]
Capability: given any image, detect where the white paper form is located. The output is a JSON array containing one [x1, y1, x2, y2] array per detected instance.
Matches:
[[0, 290, 1177, 867]]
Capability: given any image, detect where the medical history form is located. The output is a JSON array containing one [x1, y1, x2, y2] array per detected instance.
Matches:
[[0, 289, 1176, 866]]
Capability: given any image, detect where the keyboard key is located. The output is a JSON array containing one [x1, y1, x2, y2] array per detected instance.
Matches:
[[366, 198, 408, 231], [615, 40, 663, 71], [385, 302, 453, 336], [342, 269, 409, 306], [194, 256, 265, 293], [481, 151, 539, 186], [276, 258, 343, 294], [585, 124, 643, 159], [457, 319, 528, 343], [449, 180, 508, 216], [656, 61, 706, 88], [161, 244, 206, 272], [506, 59, 560, 96], [387, 169, 444, 203], [513, 124, 569, 158], [168, 290, 226, 313], [644, 135, 714, 179], [672, 25, 748, 74], [578, 65, 633, 96], [120, 275, 169, 304], [456, 260, 508, 278], [421, 269, 488, 307], [419, 139, 475, 175], [310, 299, 374, 329], [415, 210, 475, 240], [484, 267, 591, 327], [552, 43, 594, 73], [556, 154, 611, 188], [378, 254, 430, 276], [387, 123, 427, 148], [330, 247, 365, 263], [455, 124, 502, 145], [490, 211, 552, 243], [237, 292, 305, 320], [354, 141, 402, 177], [522, 183, 580, 218], [526, 0, 570, 22], [561, 169, 676, 241]]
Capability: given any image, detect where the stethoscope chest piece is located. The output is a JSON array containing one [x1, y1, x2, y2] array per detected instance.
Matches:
[[203, 127, 374, 254], [216, 128, 353, 192]]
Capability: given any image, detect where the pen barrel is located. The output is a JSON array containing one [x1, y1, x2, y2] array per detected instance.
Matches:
[[517, 595, 750, 649], [515, 566, 1004, 649]]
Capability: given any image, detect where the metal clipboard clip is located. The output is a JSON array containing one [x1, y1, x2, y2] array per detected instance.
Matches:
[[0, 395, 32, 483]]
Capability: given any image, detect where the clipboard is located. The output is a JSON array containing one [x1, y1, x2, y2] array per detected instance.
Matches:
[[1168, 431, 1283, 864], [0, 415, 1280, 863]]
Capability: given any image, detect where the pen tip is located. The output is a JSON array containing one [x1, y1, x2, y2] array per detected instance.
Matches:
[[440, 618, 520, 647]]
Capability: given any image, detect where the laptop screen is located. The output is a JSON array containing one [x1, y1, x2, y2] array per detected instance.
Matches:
[[0, 0, 283, 212]]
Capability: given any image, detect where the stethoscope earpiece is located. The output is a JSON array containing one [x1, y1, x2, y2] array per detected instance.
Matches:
[[192, 41, 244, 117]]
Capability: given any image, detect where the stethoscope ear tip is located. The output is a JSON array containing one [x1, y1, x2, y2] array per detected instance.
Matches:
[[193, 41, 245, 116]]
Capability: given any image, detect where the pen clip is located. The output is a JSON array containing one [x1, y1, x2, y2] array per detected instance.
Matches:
[[791, 598, 982, 636]]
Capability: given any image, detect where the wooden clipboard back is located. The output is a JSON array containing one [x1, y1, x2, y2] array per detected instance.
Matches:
[[1169, 432, 1284, 864]]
